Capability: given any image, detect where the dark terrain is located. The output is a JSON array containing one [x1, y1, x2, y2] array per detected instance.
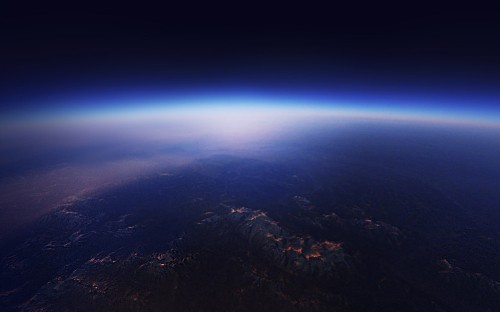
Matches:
[[1, 147, 500, 311]]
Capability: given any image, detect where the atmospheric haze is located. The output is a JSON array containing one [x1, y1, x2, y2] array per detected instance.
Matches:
[[1, 98, 499, 240]]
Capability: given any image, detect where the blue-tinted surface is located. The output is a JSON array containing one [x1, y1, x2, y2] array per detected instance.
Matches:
[[1, 4, 500, 310]]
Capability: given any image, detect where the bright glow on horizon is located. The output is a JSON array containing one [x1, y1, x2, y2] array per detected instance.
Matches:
[[1, 95, 498, 232], [1, 96, 499, 131]]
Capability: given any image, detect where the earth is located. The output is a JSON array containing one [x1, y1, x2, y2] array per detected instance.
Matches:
[[1, 119, 500, 311]]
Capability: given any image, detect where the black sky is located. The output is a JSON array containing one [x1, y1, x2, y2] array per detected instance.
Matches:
[[1, 3, 499, 110]]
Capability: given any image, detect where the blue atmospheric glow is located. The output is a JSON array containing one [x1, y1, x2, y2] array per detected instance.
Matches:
[[1, 89, 499, 129]]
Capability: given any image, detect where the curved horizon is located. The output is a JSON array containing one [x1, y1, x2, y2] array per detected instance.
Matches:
[[2, 92, 499, 130]]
